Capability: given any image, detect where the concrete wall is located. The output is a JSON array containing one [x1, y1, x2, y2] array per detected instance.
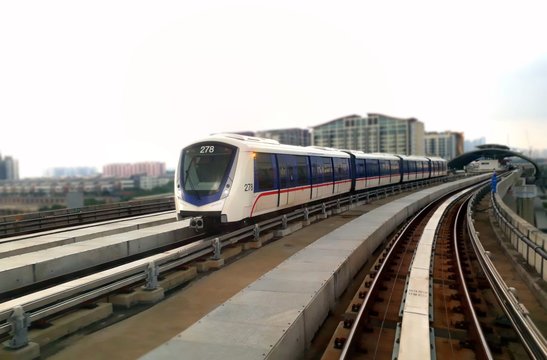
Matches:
[[494, 171, 547, 281]]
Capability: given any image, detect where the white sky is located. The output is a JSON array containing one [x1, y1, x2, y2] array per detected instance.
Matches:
[[1, 0, 546, 178]]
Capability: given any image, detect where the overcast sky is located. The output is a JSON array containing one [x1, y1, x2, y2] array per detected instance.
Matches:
[[1, 1, 546, 178]]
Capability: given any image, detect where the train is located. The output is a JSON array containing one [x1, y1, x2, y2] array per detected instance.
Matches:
[[174, 133, 448, 229]]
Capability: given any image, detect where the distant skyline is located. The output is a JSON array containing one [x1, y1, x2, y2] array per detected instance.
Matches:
[[2, 1, 546, 178]]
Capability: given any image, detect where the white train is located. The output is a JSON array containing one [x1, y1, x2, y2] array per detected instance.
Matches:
[[175, 134, 447, 228]]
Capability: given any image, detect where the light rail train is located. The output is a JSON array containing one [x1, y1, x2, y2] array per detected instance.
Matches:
[[174, 134, 447, 228]]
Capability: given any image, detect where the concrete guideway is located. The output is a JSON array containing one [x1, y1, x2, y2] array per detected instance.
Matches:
[[141, 175, 490, 359], [0, 213, 175, 259], [0, 215, 190, 294]]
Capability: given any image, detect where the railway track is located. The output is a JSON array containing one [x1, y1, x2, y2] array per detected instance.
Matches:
[[1, 181, 431, 350], [0, 196, 175, 239], [323, 182, 546, 359], [4, 175, 509, 359], [0, 176, 465, 239]]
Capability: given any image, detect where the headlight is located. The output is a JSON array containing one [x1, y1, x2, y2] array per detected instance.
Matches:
[[220, 182, 231, 199], [175, 183, 182, 200]]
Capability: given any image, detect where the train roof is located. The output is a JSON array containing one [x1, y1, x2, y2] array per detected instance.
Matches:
[[425, 156, 447, 162], [187, 133, 350, 158], [343, 150, 400, 161], [396, 154, 431, 161]]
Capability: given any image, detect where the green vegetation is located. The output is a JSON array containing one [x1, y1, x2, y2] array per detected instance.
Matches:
[[38, 204, 67, 211], [84, 198, 107, 206]]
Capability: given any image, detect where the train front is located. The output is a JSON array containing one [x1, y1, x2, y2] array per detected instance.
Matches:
[[174, 141, 237, 229]]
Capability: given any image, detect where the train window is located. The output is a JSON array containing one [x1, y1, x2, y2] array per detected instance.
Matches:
[[390, 160, 400, 175], [356, 159, 365, 178], [182, 143, 235, 195], [410, 161, 416, 173], [402, 160, 409, 174], [334, 158, 350, 181], [295, 155, 310, 186], [254, 153, 276, 192], [322, 157, 333, 182], [310, 156, 323, 184], [277, 155, 291, 188], [366, 159, 379, 177], [277, 154, 309, 188], [380, 160, 390, 176]]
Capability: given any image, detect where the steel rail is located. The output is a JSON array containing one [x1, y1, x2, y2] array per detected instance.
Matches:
[[339, 180, 487, 359], [454, 193, 493, 360], [467, 186, 547, 359], [338, 191, 451, 359]]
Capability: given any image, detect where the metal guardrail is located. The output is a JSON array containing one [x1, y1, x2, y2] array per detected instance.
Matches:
[[490, 172, 547, 280], [0, 196, 175, 238], [468, 186, 547, 359]]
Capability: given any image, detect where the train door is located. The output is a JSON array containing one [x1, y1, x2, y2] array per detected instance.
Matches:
[[277, 154, 290, 208], [310, 157, 322, 200], [417, 161, 424, 180], [252, 153, 278, 217], [409, 161, 417, 181], [323, 157, 334, 198], [355, 158, 366, 191], [347, 154, 356, 192], [276, 154, 310, 208], [366, 159, 379, 188], [333, 158, 341, 194], [289, 155, 310, 205], [390, 160, 401, 185], [378, 160, 388, 186]]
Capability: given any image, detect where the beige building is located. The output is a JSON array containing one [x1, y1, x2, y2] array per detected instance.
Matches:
[[255, 128, 311, 146], [312, 113, 425, 155], [425, 131, 464, 160]]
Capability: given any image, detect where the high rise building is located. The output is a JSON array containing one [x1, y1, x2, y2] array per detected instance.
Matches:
[[0, 154, 19, 180], [255, 128, 311, 146], [312, 114, 425, 155], [424, 131, 464, 160]]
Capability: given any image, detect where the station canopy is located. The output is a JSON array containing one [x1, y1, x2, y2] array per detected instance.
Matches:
[[447, 144, 541, 178]]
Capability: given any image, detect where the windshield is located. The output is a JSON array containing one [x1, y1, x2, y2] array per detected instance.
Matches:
[[182, 143, 235, 196]]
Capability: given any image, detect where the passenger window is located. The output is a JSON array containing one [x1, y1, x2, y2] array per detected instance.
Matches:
[[296, 156, 310, 186], [254, 153, 276, 191]]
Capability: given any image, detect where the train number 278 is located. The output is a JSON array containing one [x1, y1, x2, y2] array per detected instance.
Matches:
[[244, 183, 253, 191], [200, 146, 215, 153]]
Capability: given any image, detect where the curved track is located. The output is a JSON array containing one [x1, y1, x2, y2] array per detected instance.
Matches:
[[323, 181, 544, 359]]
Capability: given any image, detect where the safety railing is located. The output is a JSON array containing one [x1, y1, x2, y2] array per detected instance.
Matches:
[[469, 183, 547, 359], [491, 171, 547, 281]]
